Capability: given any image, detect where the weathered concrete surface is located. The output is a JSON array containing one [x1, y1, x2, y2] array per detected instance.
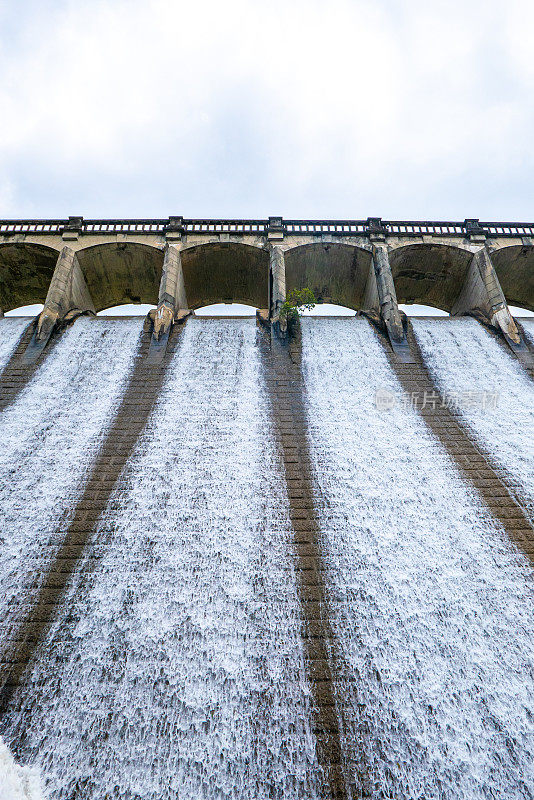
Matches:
[[369, 243, 406, 346], [36, 247, 95, 341], [1, 226, 532, 319], [0, 243, 58, 314], [180, 242, 269, 309], [389, 243, 473, 311], [284, 243, 372, 310], [489, 244, 534, 313], [269, 245, 287, 335], [153, 245, 188, 340], [451, 247, 521, 347], [76, 242, 164, 312]]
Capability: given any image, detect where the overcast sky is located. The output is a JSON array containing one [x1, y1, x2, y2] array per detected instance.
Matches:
[[1, 0, 533, 221]]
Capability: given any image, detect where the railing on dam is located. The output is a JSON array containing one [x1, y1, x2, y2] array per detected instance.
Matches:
[[1, 217, 534, 238]]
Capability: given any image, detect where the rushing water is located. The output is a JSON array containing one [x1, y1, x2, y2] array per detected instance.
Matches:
[[412, 317, 534, 514], [0, 317, 142, 644], [0, 735, 43, 800], [300, 317, 534, 800], [3, 319, 321, 800], [0, 317, 30, 372]]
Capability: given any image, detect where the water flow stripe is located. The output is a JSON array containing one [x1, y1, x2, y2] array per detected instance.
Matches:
[[379, 320, 534, 562], [0, 318, 162, 711], [0, 318, 143, 665], [259, 325, 353, 800], [0, 320, 51, 412], [0, 319, 31, 375], [411, 318, 534, 518], [300, 316, 534, 800], [1, 318, 322, 800]]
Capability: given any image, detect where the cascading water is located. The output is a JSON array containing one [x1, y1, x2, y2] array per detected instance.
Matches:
[[412, 317, 534, 513], [0, 735, 43, 800], [0, 317, 142, 644], [300, 317, 534, 800], [2, 319, 322, 800], [0, 318, 30, 372]]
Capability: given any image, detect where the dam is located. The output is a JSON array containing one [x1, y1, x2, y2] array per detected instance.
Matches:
[[0, 217, 533, 799]]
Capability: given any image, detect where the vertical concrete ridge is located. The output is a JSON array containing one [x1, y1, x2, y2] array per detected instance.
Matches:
[[0, 318, 185, 714], [514, 320, 534, 379], [0, 320, 60, 412], [258, 322, 361, 800], [377, 320, 534, 564]]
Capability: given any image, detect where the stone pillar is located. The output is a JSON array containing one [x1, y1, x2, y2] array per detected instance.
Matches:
[[362, 257, 380, 313], [451, 247, 521, 347], [270, 245, 287, 335], [153, 244, 188, 340], [371, 243, 405, 344], [36, 246, 95, 341]]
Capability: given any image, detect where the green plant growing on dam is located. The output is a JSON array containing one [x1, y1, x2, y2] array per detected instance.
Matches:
[[280, 288, 316, 322]]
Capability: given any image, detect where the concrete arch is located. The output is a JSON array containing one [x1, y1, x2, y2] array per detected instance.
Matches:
[[75, 242, 164, 313], [490, 245, 534, 313], [0, 243, 59, 313], [389, 243, 473, 312], [284, 243, 372, 311], [180, 243, 269, 310]]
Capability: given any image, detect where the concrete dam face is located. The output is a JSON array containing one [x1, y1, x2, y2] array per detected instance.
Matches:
[[0, 218, 533, 800]]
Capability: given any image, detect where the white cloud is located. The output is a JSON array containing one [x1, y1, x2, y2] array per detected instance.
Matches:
[[0, 0, 533, 219]]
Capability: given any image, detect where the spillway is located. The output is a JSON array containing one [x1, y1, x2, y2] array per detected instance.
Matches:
[[412, 317, 534, 513], [0, 318, 29, 372], [0, 318, 142, 645], [300, 317, 534, 800], [2, 319, 321, 800]]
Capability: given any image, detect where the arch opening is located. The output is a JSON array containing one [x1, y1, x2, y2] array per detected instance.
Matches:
[[0, 243, 59, 313], [97, 304, 156, 317], [76, 243, 164, 314], [284, 243, 372, 311], [301, 302, 355, 316], [180, 243, 269, 310], [389, 244, 472, 313], [490, 246, 534, 313], [399, 304, 449, 317], [4, 303, 44, 317], [195, 303, 257, 317], [509, 306, 534, 318]]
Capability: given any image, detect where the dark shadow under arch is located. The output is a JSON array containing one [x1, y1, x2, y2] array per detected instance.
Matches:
[[490, 246, 534, 313], [76, 243, 164, 313], [389, 244, 473, 312], [0, 243, 58, 313], [180, 243, 269, 309], [284, 243, 372, 311]]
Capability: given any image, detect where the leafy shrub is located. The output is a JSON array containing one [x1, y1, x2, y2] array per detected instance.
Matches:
[[280, 288, 316, 321]]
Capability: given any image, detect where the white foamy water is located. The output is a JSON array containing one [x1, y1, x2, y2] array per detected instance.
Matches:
[[412, 317, 534, 514], [0, 318, 30, 373], [0, 317, 142, 642], [0, 736, 43, 800], [301, 317, 534, 800], [4, 319, 321, 800]]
